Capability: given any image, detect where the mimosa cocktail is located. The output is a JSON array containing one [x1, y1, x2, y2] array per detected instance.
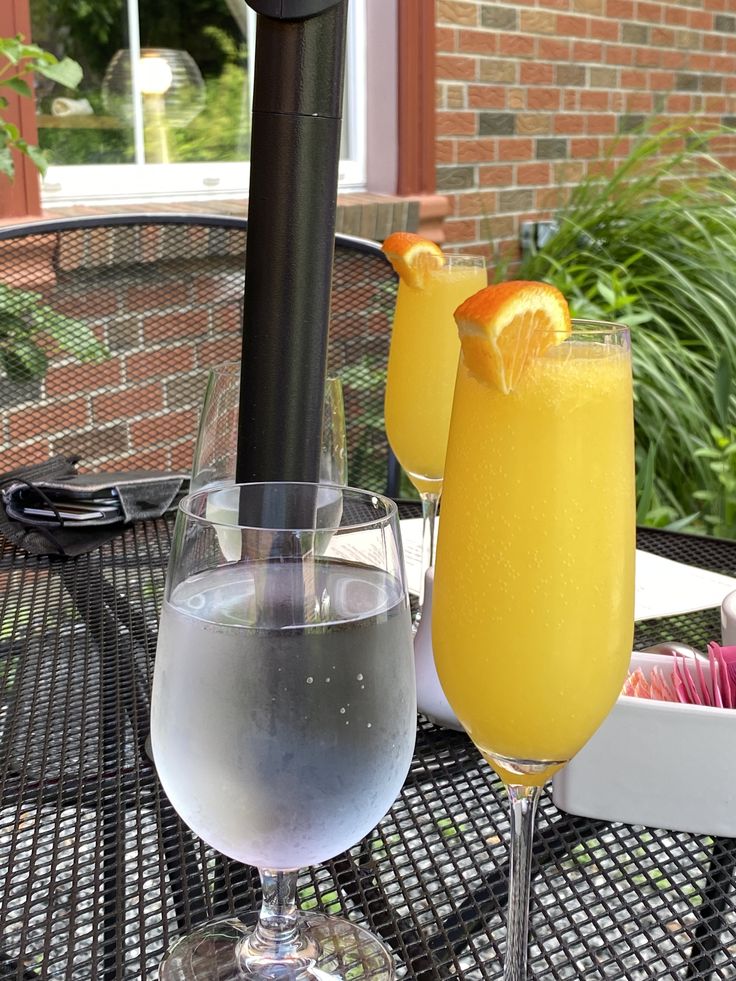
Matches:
[[432, 282, 635, 981], [384, 257, 487, 495], [382, 233, 486, 617], [434, 335, 634, 779]]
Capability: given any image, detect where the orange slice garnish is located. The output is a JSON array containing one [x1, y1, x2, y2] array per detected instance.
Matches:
[[454, 281, 572, 394], [382, 232, 444, 289]]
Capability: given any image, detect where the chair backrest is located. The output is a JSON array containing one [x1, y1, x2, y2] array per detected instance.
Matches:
[[0, 214, 399, 494]]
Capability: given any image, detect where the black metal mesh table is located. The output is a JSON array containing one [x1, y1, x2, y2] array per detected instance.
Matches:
[[0, 520, 735, 980]]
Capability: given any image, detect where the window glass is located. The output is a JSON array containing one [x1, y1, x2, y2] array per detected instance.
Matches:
[[30, 0, 250, 168], [28, 0, 365, 204]]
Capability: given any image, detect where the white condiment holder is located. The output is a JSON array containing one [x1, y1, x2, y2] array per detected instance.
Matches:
[[552, 650, 736, 837]]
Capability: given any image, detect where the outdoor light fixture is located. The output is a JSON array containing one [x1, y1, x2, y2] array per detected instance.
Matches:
[[137, 53, 174, 97], [102, 48, 205, 163]]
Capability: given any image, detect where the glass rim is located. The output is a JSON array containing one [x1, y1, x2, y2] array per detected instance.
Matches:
[[202, 360, 341, 382], [439, 252, 486, 266], [178, 480, 398, 533], [569, 318, 631, 333], [521, 319, 630, 339]]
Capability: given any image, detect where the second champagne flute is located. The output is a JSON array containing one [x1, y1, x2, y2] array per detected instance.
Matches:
[[382, 236, 486, 620]]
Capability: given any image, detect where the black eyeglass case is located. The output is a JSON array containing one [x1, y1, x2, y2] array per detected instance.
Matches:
[[4, 470, 188, 525], [0, 457, 189, 556]]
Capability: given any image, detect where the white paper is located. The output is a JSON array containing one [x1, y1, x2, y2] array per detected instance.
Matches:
[[399, 518, 426, 598], [633, 549, 736, 621], [399, 517, 736, 622]]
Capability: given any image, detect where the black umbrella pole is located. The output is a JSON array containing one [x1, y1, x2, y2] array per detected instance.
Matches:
[[236, 2, 348, 487]]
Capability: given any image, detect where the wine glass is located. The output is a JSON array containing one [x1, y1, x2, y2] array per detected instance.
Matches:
[[190, 361, 347, 491], [384, 253, 486, 621], [151, 481, 416, 979], [189, 362, 347, 560], [432, 321, 635, 979]]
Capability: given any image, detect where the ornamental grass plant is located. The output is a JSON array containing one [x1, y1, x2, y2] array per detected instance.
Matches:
[[515, 122, 736, 536]]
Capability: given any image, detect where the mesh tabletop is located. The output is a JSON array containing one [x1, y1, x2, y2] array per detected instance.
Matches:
[[0, 521, 734, 980]]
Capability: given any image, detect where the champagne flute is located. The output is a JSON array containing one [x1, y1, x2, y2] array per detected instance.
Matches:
[[384, 253, 486, 620], [433, 319, 635, 979], [190, 361, 347, 491], [151, 481, 416, 979]]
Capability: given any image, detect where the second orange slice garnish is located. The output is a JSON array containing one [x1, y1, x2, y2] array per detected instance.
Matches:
[[382, 232, 444, 289], [454, 280, 571, 395]]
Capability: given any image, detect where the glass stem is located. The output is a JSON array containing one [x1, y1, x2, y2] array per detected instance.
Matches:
[[503, 783, 542, 981], [416, 491, 440, 625], [244, 868, 302, 959]]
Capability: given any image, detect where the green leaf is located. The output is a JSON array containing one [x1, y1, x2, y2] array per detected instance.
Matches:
[[714, 353, 731, 430], [663, 512, 700, 532], [0, 340, 48, 382], [34, 57, 83, 89], [2, 77, 32, 98], [0, 38, 22, 65], [596, 277, 616, 307], [22, 143, 47, 176], [636, 441, 656, 524], [0, 310, 27, 338], [42, 312, 107, 361], [0, 146, 13, 179]]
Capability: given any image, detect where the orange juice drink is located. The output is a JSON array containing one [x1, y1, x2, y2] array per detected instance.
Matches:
[[433, 296, 634, 786], [384, 256, 486, 496]]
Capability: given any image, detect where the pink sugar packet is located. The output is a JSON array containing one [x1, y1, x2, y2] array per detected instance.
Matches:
[[710, 642, 736, 709], [622, 666, 677, 702], [624, 643, 736, 709]]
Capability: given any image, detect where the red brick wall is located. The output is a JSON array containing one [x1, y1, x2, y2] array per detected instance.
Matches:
[[0, 225, 244, 475], [434, 0, 736, 266], [0, 223, 398, 492]]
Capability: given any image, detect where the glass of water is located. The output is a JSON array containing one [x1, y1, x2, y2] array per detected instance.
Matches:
[[151, 481, 416, 980]]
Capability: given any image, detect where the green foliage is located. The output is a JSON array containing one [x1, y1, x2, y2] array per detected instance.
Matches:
[[693, 424, 736, 538], [0, 38, 99, 385], [170, 27, 250, 163], [515, 121, 736, 536], [0, 282, 107, 384], [31, 0, 123, 56], [0, 35, 82, 178]]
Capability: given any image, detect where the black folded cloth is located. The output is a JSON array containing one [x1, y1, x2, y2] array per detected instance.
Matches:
[[0, 456, 186, 557]]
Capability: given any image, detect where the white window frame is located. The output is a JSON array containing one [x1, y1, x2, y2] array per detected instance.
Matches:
[[40, 0, 366, 206]]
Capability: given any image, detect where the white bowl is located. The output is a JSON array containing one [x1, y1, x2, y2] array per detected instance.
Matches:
[[413, 567, 465, 731], [552, 652, 736, 837]]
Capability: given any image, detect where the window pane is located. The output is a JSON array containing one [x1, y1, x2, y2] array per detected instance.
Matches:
[[30, 0, 250, 167], [30, 0, 134, 165]]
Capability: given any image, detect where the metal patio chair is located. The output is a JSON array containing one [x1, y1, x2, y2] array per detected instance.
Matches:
[[0, 212, 400, 496]]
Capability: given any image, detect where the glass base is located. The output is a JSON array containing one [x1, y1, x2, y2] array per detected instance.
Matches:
[[157, 911, 397, 980], [482, 750, 567, 787]]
